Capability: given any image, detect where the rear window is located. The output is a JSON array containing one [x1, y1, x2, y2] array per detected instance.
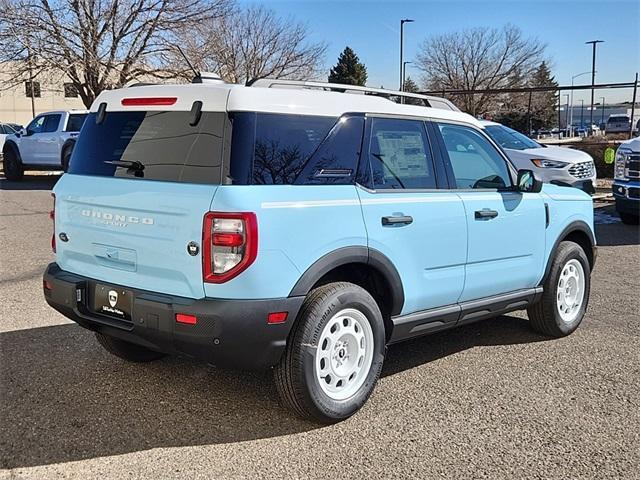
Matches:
[[65, 113, 88, 132], [229, 113, 363, 185], [69, 111, 227, 184]]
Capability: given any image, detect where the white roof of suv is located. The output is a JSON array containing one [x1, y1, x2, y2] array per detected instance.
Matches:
[[92, 81, 483, 128]]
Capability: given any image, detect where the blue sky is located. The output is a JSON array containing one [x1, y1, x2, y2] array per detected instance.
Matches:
[[243, 0, 639, 103]]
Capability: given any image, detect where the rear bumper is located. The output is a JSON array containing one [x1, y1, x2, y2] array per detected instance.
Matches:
[[43, 263, 304, 370], [612, 181, 640, 215]]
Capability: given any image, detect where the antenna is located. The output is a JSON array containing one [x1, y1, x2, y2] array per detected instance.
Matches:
[[174, 45, 200, 80]]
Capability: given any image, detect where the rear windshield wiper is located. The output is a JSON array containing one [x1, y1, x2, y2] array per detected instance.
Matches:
[[104, 160, 145, 177]]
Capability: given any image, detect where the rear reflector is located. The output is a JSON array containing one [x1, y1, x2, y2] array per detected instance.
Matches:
[[43, 279, 53, 291], [175, 313, 197, 325], [267, 312, 288, 324], [121, 97, 177, 107]]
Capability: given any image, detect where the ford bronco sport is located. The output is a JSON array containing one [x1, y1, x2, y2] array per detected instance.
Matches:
[[43, 78, 596, 423]]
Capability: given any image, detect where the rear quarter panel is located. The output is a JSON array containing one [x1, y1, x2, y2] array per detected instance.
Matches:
[[205, 185, 367, 299]]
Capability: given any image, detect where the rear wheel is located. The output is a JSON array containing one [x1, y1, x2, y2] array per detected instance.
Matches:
[[95, 332, 165, 362], [3, 148, 24, 181], [619, 212, 639, 225], [61, 145, 72, 172], [527, 241, 591, 337], [274, 282, 385, 423]]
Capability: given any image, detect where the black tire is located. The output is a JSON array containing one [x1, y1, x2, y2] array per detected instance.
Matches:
[[95, 332, 165, 362], [619, 212, 640, 225], [61, 145, 72, 172], [274, 282, 386, 423], [527, 241, 591, 337], [2, 148, 24, 181]]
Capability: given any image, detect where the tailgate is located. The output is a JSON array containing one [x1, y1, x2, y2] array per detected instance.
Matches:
[[54, 174, 217, 299]]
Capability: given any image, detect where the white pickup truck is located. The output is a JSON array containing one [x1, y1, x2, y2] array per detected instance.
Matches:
[[2, 110, 88, 181]]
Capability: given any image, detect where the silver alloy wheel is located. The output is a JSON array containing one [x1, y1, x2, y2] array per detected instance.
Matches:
[[314, 308, 374, 401], [556, 259, 586, 323]]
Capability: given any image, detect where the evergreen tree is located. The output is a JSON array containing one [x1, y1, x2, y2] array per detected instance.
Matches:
[[402, 76, 423, 105], [530, 61, 559, 130], [494, 68, 528, 132], [328, 47, 367, 86], [496, 62, 558, 134], [403, 76, 419, 93]]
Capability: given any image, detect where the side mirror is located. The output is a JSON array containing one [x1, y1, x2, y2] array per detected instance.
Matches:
[[516, 169, 543, 193]]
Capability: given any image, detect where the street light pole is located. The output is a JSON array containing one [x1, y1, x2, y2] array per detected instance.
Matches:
[[399, 18, 414, 99], [600, 96, 606, 127], [580, 99, 584, 128], [586, 40, 604, 134], [402, 61, 413, 89], [563, 94, 570, 133], [570, 71, 592, 136]]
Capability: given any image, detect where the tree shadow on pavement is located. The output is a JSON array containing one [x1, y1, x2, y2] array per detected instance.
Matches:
[[0, 314, 548, 469], [0, 173, 60, 191]]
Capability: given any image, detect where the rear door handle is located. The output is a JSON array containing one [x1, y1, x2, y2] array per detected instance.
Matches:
[[474, 209, 499, 219], [382, 215, 413, 226]]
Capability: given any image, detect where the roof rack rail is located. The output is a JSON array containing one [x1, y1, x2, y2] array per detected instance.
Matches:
[[248, 79, 460, 112]]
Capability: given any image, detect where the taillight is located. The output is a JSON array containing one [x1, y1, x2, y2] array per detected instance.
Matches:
[[50, 193, 56, 253], [203, 212, 258, 283], [121, 97, 177, 106]]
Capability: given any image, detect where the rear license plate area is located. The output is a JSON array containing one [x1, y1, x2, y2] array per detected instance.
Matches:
[[92, 283, 133, 321]]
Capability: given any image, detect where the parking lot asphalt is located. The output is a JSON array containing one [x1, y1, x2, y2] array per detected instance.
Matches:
[[1, 174, 639, 479]]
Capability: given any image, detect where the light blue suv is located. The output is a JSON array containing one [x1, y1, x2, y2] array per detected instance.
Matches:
[[43, 79, 596, 423]]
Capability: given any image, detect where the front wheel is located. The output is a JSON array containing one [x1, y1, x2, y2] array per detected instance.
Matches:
[[61, 146, 72, 172], [3, 149, 24, 181], [274, 282, 386, 423], [527, 241, 591, 337]]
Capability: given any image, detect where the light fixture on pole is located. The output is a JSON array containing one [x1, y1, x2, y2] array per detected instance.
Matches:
[[399, 18, 414, 96], [585, 40, 604, 134]]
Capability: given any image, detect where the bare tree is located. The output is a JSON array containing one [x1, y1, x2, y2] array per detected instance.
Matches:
[[0, 0, 231, 107], [172, 5, 327, 84], [415, 25, 546, 115]]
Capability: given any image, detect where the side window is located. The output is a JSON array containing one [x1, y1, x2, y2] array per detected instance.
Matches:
[[252, 113, 336, 185], [43, 114, 61, 133], [26, 116, 45, 135], [369, 117, 436, 190], [65, 114, 88, 132], [229, 112, 337, 185], [294, 116, 364, 185], [437, 123, 512, 190]]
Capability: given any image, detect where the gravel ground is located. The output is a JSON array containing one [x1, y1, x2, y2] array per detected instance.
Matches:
[[1, 174, 639, 480]]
